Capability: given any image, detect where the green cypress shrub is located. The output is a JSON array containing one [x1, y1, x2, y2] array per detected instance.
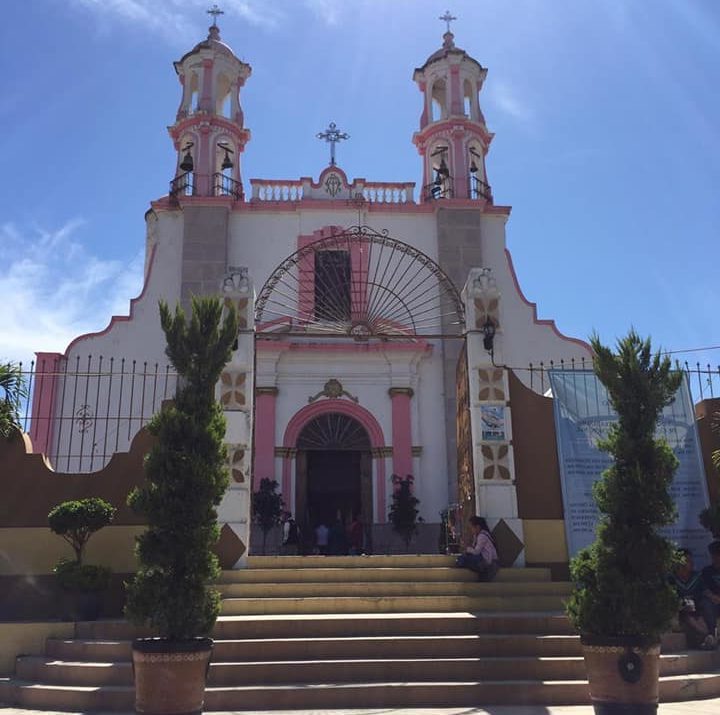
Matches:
[[566, 331, 682, 641], [125, 296, 237, 641]]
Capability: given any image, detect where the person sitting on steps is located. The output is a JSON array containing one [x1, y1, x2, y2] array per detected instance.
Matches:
[[455, 516, 499, 581], [670, 547, 714, 650]]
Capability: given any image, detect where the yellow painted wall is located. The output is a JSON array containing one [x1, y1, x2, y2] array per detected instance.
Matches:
[[0, 526, 143, 575], [522, 519, 569, 563], [0, 622, 74, 676]]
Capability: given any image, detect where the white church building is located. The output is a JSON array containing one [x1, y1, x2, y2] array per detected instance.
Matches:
[[29, 16, 591, 562]]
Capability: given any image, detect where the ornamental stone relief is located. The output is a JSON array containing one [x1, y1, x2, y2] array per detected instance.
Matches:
[[480, 443, 511, 480], [220, 371, 246, 409], [226, 445, 247, 483], [478, 368, 506, 401], [470, 267, 500, 330], [223, 296, 249, 329]]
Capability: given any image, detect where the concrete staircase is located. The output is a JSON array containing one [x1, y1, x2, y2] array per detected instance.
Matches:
[[2, 555, 720, 711]]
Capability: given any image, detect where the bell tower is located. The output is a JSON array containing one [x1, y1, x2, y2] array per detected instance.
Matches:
[[168, 9, 251, 200], [412, 13, 494, 204]]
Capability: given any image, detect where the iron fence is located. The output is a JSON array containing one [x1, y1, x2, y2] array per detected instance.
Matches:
[[15, 356, 177, 473], [522, 358, 720, 406]]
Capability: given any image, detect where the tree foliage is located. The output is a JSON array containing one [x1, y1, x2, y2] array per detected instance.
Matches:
[[48, 498, 116, 563], [125, 296, 238, 641], [0, 361, 28, 437], [566, 330, 682, 641], [388, 474, 420, 552], [252, 478, 283, 555]]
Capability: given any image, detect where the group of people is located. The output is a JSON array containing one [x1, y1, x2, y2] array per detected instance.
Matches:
[[670, 541, 720, 650], [280, 511, 365, 556]]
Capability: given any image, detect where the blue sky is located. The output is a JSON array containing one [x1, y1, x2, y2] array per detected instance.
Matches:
[[1, 0, 718, 385]]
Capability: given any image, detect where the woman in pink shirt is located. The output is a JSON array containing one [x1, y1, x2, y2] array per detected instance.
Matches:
[[456, 516, 499, 581]]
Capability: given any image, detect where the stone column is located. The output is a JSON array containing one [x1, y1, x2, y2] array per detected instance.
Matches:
[[388, 387, 414, 479], [463, 267, 525, 567], [254, 386, 278, 489], [216, 267, 254, 568]]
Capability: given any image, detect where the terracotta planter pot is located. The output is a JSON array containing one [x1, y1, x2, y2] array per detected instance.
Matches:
[[132, 637, 213, 715], [581, 636, 661, 715]]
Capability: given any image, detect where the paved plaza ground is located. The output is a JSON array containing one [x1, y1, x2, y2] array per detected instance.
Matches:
[[3, 703, 720, 715]]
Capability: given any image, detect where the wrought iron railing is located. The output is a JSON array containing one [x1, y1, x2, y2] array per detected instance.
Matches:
[[423, 177, 454, 202], [521, 358, 720, 405], [169, 172, 195, 199], [470, 176, 492, 202], [13, 356, 178, 473], [213, 172, 243, 200]]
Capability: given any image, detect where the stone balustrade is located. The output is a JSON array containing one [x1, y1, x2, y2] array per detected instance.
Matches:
[[251, 180, 304, 202]]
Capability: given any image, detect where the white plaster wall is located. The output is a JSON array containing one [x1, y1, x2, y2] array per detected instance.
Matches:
[[51, 211, 185, 471], [478, 214, 591, 386]]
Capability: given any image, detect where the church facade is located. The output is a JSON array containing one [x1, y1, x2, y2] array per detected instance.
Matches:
[[28, 19, 593, 564]]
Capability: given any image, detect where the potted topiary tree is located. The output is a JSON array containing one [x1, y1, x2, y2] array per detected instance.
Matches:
[[388, 474, 421, 552], [125, 296, 237, 715], [566, 331, 682, 715], [252, 477, 284, 555], [48, 497, 116, 620]]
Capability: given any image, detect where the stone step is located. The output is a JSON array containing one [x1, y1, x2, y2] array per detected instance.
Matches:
[[219, 566, 551, 583], [43, 631, 690, 663], [74, 613, 579, 640], [219, 594, 567, 615], [245, 555, 462, 569], [16, 651, 716, 688], [47, 633, 586, 661], [217, 580, 573, 598], [7, 673, 720, 711]]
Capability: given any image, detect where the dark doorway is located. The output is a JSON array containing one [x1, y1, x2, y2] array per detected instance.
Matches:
[[295, 413, 373, 552], [307, 449, 361, 527]]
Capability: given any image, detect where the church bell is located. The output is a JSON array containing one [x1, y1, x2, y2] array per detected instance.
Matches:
[[221, 149, 234, 171], [180, 151, 194, 172]]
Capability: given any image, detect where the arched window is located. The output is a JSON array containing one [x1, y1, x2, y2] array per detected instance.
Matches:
[[431, 79, 447, 121]]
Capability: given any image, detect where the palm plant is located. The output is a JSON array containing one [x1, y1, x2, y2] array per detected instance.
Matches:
[[0, 361, 28, 437]]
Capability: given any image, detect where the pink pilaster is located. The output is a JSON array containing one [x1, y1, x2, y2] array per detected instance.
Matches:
[[254, 387, 278, 489], [389, 387, 414, 479], [30, 352, 63, 455], [449, 65, 462, 116]]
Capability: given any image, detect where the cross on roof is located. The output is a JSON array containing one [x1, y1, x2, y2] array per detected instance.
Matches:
[[316, 122, 350, 167], [207, 4, 224, 26], [439, 10, 457, 34]]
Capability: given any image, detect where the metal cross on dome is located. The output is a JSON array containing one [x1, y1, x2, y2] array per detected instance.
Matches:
[[316, 122, 349, 167], [439, 10, 457, 33], [207, 4, 224, 26]]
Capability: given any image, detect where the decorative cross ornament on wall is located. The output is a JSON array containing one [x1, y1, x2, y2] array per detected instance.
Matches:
[[316, 122, 350, 167]]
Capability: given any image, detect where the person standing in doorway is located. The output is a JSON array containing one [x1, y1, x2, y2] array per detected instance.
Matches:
[[315, 520, 329, 555], [281, 511, 300, 555]]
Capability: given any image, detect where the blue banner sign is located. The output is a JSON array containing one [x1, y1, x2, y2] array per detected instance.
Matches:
[[549, 370, 710, 567]]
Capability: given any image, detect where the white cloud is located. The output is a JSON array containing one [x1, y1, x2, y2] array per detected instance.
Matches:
[[69, 0, 284, 38], [486, 79, 535, 126], [302, 0, 340, 26], [0, 220, 144, 367]]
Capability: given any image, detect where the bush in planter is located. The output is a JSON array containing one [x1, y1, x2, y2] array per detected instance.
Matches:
[[252, 477, 284, 555], [48, 497, 116, 619], [125, 296, 237, 715], [388, 474, 421, 552], [566, 331, 682, 713]]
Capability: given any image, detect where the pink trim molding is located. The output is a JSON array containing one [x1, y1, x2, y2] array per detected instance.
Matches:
[[254, 389, 277, 490], [389, 389, 413, 479], [282, 400, 388, 522], [29, 352, 63, 456]]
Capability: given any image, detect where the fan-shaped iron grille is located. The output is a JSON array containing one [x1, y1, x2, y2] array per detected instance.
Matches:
[[297, 413, 371, 451], [255, 226, 464, 338]]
